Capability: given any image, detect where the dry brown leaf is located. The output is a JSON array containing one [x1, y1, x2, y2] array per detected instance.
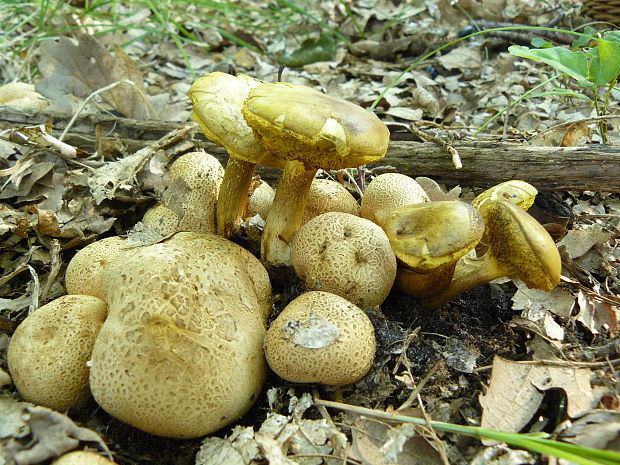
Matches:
[[559, 225, 614, 260], [528, 121, 591, 147], [479, 356, 595, 445], [576, 290, 619, 336], [559, 410, 620, 451], [36, 34, 154, 119]]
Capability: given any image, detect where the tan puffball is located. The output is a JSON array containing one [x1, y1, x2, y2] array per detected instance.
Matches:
[[361, 173, 429, 229], [247, 180, 275, 221], [65, 236, 127, 300], [52, 451, 116, 465], [90, 236, 268, 438], [290, 212, 396, 308], [142, 151, 224, 235], [0, 82, 49, 110], [264, 291, 375, 386], [301, 178, 359, 225], [8, 295, 107, 412]]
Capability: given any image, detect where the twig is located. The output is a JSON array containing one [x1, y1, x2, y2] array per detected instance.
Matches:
[[474, 358, 620, 373], [418, 394, 450, 465], [398, 360, 442, 410], [409, 123, 462, 169], [40, 239, 61, 303]]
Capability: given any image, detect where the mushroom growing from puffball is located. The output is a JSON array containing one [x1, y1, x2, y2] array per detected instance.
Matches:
[[189, 72, 284, 238], [290, 212, 396, 308], [384, 201, 484, 298], [7, 295, 107, 412], [420, 200, 561, 309], [361, 173, 429, 229], [241, 81, 390, 267], [264, 291, 376, 386]]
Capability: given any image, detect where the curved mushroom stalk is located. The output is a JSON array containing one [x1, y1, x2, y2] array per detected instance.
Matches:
[[420, 200, 561, 310], [261, 160, 317, 266], [385, 201, 484, 299], [217, 157, 257, 237]]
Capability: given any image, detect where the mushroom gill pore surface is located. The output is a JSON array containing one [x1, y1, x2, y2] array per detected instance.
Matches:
[[90, 235, 268, 438], [264, 291, 376, 386], [290, 212, 396, 308], [8, 295, 107, 412]]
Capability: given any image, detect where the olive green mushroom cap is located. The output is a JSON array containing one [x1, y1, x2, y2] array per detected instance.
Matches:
[[472, 180, 538, 214], [241, 81, 390, 170], [385, 201, 484, 272], [189, 72, 283, 168]]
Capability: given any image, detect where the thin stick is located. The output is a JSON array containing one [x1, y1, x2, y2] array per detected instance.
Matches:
[[409, 123, 462, 169]]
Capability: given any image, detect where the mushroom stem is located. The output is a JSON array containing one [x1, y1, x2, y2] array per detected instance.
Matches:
[[261, 160, 317, 267], [395, 262, 457, 299], [217, 157, 256, 238]]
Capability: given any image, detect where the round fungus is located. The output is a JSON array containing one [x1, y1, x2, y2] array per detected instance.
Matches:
[[8, 295, 107, 412], [141, 151, 224, 236], [65, 236, 127, 300], [264, 291, 375, 386], [247, 180, 275, 221], [52, 451, 116, 465], [301, 178, 360, 225], [90, 233, 270, 438], [241, 81, 390, 267], [290, 212, 396, 308], [360, 173, 429, 229]]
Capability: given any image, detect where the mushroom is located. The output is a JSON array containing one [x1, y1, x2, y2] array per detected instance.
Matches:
[[264, 291, 375, 386], [189, 72, 284, 238], [90, 233, 270, 438], [241, 81, 390, 267], [420, 200, 561, 309], [7, 295, 107, 412], [65, 236, 126, 300], [52, 451, 116, 465], [384, 201, 484, 298], [471, 180, 538, 214], [301, 178, 360, 225], [290, 212, 397, 308], [247, 179, 275, 222], [361, 173, 429, 229], [141, 151, 224, 236]]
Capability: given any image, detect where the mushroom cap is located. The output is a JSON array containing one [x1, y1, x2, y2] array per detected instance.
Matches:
[[247, 180, 275, 221], [189, 72, 283, 168], [241, 82, 390, 170], [361, 173, 429, 229], [52, 451, 115, 465], [91, 237, 268, 438], [385, 201, 485, 272], [290, 212, 396, 308], [484, 200, 560, 290], [472, 180, 538, 213], [142, 151, 224, 235], [7, 295, 107, 412], [301, 178, 360, 225], [65, 237, 127, 300], [264, 291, 375, 386]]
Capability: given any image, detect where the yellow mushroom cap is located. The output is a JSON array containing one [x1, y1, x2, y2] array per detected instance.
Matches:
[[472, 180, 538, 214], [385, 201, 484, 272], [241, 82, 390, 170], [264, 291, 375, 386], [360, 173, 429, 229], [189, 72, 283, 168], [290, 212, 396, 308], [65, 237, 127, 300], [7, 295, 107, 412], [52, 451, 116, 465]]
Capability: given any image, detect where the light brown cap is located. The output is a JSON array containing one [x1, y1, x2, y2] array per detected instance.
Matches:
[[189, 72, 283, 168], [242, 82, 390, 170], [385, 201, 484, 272], [52, 451, 115, 465], [8, 295, 107, 412], [264, 291, 375, 386], [301, 178, 359, 225]]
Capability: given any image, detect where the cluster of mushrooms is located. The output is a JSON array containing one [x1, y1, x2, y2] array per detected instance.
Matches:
[[6, 72, 561, 443]]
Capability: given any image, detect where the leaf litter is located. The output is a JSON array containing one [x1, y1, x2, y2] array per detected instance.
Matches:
[[0, 0, 619, 464]]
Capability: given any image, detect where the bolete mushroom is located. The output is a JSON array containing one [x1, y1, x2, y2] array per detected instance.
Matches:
[[421, 200, 561, 309], [361, 173, 429, 229], [384, 201, 484, 298], [241, 81, 390, 267], [290, 212, 397, 308], [7, 295, 107, 412], [471, 180, 538, 214], [264, 291, 375, 386], [90, 233, 270, 438], [189, 72, 283, 238], [142, 151, 224, 236]]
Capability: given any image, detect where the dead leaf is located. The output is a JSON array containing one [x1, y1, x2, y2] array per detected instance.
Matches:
[[559, 410, 620, 451], [255, 434, 299, 465], [558, 225, 614, 260], [0, 83, 49, 110], [36, 34, 154, 119], [511, 281, 575, 321], [480, 356, 595, 444], [437, 47, 481, 70], [195, 437, 245, 465], [528, 121, 591, 147], [576, 290, 619, 336]]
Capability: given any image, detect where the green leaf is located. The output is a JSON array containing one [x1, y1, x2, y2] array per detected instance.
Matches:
[[603, 30, 620, 43], [572, 27, 595, 49], [531, 38, 553, 48], [589, 39, 620, 85], [277, 32, 339, 67], [508, 45, 592, 86]]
